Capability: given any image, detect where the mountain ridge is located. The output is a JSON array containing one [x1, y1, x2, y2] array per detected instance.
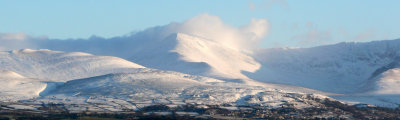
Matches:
[[250, 38, 400, 95], [0, 49, 145, 81]]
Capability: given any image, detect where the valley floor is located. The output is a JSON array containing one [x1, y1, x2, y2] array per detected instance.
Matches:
[[1, 98, 400, 120]]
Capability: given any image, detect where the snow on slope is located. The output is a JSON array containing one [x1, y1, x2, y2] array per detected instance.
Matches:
[[0, 70, 46, 101], [125, 33, 260, 80], [0, 70, 25, 79], [49, 71, 212, 96], [171, 33, 260, 79], [42, 70, 329, 108], [249, 39, 400, 94], [246, 39, 400, 107], [372, 68, 400, 94], [0, 48, 327, 106], [0, 49, 144, 81], [27, 33, 260, 81]]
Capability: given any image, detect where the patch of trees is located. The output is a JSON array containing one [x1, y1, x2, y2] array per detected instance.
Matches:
[[140, 104, 169, 112]]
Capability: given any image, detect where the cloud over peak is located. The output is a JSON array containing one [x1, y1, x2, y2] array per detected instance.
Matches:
[[163, 14, 269, 50], [0, 14, 269, 51], [0, 14, 268, 80]]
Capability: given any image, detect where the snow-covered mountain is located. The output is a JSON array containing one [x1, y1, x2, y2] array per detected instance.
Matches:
[[0, 49, 331, 111], [0, 49, 145, 101], [31, 32, 400, 96], [1, 31, 400, 107], [17, 32, 259, 81], [250, 39, 400, 94], [36, 70, 330, 109], [127, 33, 260, 80], [0, 49, 144, 81], [47, 71, 217, 97]]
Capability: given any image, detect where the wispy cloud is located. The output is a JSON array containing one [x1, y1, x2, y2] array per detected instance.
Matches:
[[162, 13, 269, 50], [0, 33, 28, 41], [292, 29, 332, 46], [354, 29, 376, 41], [289, 22, 333, 46], [0, 33, 39, 51]]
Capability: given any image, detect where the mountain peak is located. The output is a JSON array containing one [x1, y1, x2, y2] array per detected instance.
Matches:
[[172, 33, 261, 80]]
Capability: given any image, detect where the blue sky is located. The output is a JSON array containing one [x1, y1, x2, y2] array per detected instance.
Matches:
[[1, 0, 399, 48]]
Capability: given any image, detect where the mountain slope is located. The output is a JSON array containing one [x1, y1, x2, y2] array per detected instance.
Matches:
[[0, 49, 327, 102], [43, 71, 329, 108], [0, 49, 144, 81], [0, 70, 46, 101], [36, 33, 260, 81], [371, 68, 400, 94], [128, 33, 260, 80], [250, 39, 400, 94], [0, 49, 331, 108], [48, 71, 213, 96]]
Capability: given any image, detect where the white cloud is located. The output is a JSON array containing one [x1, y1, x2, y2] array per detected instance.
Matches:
[[163, 14, 269, 50], [240, 18, 269, 48], [0, 33, 28, 41], [0, 33, 48, 51]]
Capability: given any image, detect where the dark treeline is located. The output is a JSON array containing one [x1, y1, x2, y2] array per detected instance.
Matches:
[[1, 101, 400, 120]]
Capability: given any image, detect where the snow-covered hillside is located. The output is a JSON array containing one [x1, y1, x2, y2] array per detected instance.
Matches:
[[10, 31, 400, 95], [41, 71, 329, 109], [29, 33, 260, 81], [0, 49, 145, 101], [127, 33, 260, 80], [48, 71, 212, 97], [242, 39, 400, 107], [0, 49, 331, 110], [0, 49, 144, 81], [371, 68, 400, 94], [5, 32, 400, 95], [250, 39, 400, 94], [0, 70, 46, 101], [2, 33, 400, 108]]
